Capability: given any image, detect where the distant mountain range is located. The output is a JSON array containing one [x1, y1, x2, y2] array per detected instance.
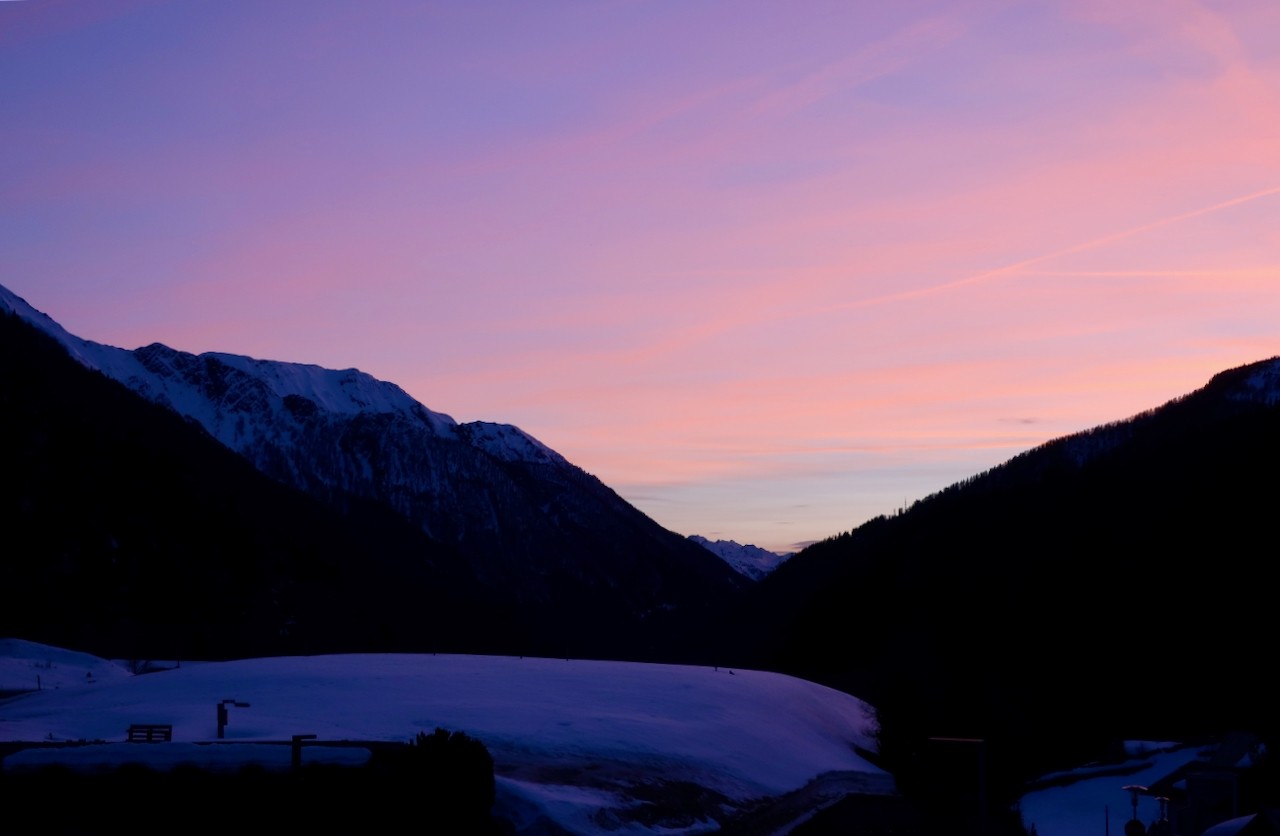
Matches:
[[687, 535, 790, 580], [0, 285, 742, 659]]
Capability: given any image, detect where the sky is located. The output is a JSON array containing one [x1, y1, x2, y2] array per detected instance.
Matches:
[[4, 0, 1280, 553]]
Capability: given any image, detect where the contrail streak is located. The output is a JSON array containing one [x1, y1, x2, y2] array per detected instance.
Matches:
[[833, 184, 1280, 311]]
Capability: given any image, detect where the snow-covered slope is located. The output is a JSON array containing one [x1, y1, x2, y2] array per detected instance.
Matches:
[[0, 638, 134, 692], [0, 641, 888, 833], [688, 535, 790, 580]]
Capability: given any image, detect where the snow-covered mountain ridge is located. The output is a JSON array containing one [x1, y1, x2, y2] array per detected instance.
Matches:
[[0, 285, 590, 525], [0, 284, 742, 629], [0, 284, 536, 455]]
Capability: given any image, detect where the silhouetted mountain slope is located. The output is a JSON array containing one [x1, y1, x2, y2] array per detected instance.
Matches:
[[733, 357, 1280, 791], [108, 336, 721, 612], [1, 285, 742, 659], [1, 308, 497, 659]]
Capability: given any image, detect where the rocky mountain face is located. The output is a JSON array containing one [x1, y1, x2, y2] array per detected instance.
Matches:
[[1, 286, 743, 658]]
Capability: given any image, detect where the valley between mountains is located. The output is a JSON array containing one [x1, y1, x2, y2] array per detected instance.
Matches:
[[6, 282, 1280, 834]]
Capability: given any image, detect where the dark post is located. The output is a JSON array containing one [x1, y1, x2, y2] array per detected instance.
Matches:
[[291, 734, 317, 772], [216, 699, 251, 739], [928, 737, 987, 835]]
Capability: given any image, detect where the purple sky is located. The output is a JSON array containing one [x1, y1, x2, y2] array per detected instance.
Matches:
[[5, 0, 1280, 553]]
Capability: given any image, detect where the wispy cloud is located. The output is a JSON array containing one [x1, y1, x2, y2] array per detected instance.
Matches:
[[824, 184, 1280, 312], [745, 16, 965, 117]]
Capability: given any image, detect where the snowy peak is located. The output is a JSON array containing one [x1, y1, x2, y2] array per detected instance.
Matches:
[[128, 341, 458, 436], [461, 421, 567, 466], [0, 286, 457, 441], [202, 351, 455, 426], [689, 535, 790, 580]]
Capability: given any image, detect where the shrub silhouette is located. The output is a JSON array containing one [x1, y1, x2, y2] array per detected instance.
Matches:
[[372, 728, 497, 830]]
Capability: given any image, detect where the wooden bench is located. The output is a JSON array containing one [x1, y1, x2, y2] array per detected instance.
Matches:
[[126, 724, 173, 743]]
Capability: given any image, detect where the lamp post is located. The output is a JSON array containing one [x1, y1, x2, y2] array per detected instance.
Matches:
[[1121, 784, 1149, 836]]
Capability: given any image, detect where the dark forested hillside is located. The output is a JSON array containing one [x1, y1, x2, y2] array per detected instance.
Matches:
[[728, 357, 1280, 798]]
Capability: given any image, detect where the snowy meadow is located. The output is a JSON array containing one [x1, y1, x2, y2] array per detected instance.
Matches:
[[0, 640, 889, 833]]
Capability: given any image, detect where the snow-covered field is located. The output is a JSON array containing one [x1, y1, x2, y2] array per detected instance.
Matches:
[[0, 639, 890, 833], [0, 639, 135, 692]]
